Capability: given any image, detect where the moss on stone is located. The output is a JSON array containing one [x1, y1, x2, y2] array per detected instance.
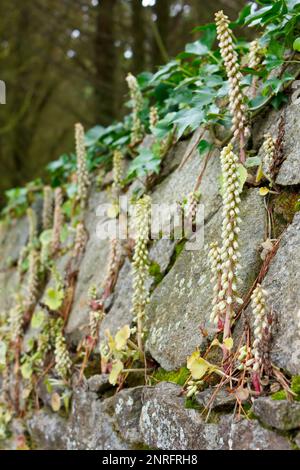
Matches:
[[271, 376, 300, 402], [149, 261, 164, 285], [273, 191, 300, 236], [184, 397, 201, 410]]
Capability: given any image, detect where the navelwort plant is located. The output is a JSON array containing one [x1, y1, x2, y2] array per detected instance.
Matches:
[[126, 73, 145, 147], [75, 122, 90, 210], [52, 187, 64, 255], [42, 185, 53, 230], [54, 319, 72, 381], [131, 195, 151, 352], [251, 283, 273, 391], [262, 133, 276, 184], [214, 143, 243, 355], [72, 222, 87, 259], [215, 10, 249, 163]]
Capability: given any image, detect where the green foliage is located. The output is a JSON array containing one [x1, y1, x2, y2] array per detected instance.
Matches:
[[127, 147, 161, 180], [151, 367, 190, 386]]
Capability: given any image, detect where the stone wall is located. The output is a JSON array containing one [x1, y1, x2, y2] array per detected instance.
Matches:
[[1, 98, 300, 450]]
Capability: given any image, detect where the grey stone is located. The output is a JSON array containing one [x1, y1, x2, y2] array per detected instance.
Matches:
[[114, 386, 146, 444], [253, 397, 300, 431], [195, 387, 237, 410], [140, 382, 210, 450], [27, 410, 68, 450], [146, 189, 265, 370], [140, 382, 291, 450], [0, 217, 28, 271], [260, 212, 300, 375], [87, 374, 111, 393], [66, 191, 110, 336], [0, 268, 18, 312], [217, 415, 292, 450], [149, 238, 176, 274], [151, 145, 222, 225], [65, 387, 130, 450], [254, 101, 300, 185], [99, 259, 133, 343], [295, 431, 300, 448]]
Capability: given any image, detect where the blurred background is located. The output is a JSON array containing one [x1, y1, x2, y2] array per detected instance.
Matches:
[[0, 0, 245, 202]]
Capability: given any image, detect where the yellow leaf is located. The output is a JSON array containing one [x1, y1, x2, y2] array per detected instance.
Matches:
[[211, 338, 221, 347], [256, 164, 264, 183], [259, 187, 270, 196], [187, 351, 210, 380], [223, 337, 234, 351], [237, 164, 248, 191], [51, 392, 61, 412], [105, 329, 116, 353], [115, 325, 131, 351], [109, 360, 124, 385]]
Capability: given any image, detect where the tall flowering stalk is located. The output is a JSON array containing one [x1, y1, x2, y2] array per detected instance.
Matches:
[[112, 149, 124, 194], [149, 106, 159, 132], [88, 285, 105, 344], [215, 10, 249, 163], [72, 222, 87, 259], [248, 40, 261, 70], [126, 73, 144, 146], [210, 144, 243, 354], [42, 186, 53, 230], [251, 284, 272, 391], [103, 238, 120, 296], [75, 123, 90, 209], [131, 195, 151, 352], [54, 322, 72, 380], [208, 242, 222, 327], [52, 187, 64, 254], [262, 133, 275, 183]]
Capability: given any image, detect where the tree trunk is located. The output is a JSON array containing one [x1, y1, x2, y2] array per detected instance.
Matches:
[[94, 0, 118, 125]]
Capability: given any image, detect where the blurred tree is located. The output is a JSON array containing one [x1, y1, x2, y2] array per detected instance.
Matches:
[[0, 0, 246, 202]]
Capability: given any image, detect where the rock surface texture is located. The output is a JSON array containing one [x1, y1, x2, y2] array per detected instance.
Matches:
[[1, 98, 300, 450]]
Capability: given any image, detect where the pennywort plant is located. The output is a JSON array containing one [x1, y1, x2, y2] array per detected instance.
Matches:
[[75, 122, 90, 210], [215, 10, 249, 163], [131, 195, 151, 352]]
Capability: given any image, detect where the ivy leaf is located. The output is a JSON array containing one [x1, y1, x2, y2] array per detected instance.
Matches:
[[109, 360, 124, 385], [245, 156, 261, 168], [115, 325, 131, 351], [44, 287, 64, 311], [237, 164, 248, 191], [31, 310, 45, 329], [85, 125, 106, 147], [198, 139, 213, 155], [173, 108, 205, 139], [127, 148, 161, 180], [185, 40, 209, 56]]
